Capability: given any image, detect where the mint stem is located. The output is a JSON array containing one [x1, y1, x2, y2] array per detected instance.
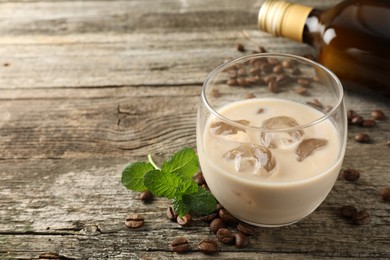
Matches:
[[148, 154, 161, 170]]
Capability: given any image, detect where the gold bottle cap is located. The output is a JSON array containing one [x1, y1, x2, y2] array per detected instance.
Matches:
[[258, 0, 313, 42]]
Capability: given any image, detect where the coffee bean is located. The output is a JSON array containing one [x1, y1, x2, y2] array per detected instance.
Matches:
[[236, 43, 245, 52], [340, 205, 358, 219], [177, 214, 192, 226], [193, 172, 206, 186], [171, 237, 190, 253], [351, 116, 364, 126], [297, 78, 310, 87], [237, 68, 247, 76], [234, 232, 249, 248], [249, 67, 262, 76], [281, 59, 295, 68], [342, 168, 360, 181], [261, 63, 273, 74], [227, 69, 238, 78], [256, 46, 267, 53], [219, 209, 238, 225], [371, 109, 385, 120], [312, 76, 321, 82], [353, 210, 370, 225], [273, 64, 284, 74], [291, 67, 301, 75], [227, 78, 238, 86], [268, 79, 278, 93], [347, 110, 358, 123], [362, 119, 376, 127], [125, 214, 144, 229], [237, 77, 249, 87], [167, 206, 178, 221], [257, 108, 265, 114], [198, 238, 218, 255], [306, 99, 323, 109], [267, 57, 279, 65], [387, 140, 390, 147], [209, 218, 225, 233], [237, 223, 256, 236], [201, 213, 218, 223], [246, 76, 260, 85], [211, 89, 221, 98], [355, 133, 370, 143], [139, 190, 154, 203], [381, 187, 390, 202], [245, 93, 256, 99], [276, 74, 291, 85], [295, 86, 307, 95], [216, 228, 234, 244]]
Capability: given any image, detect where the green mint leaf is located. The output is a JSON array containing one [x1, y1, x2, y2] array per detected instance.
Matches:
[[173, 198, 190, 217], [177, 179, 199, 195], [121, 162, 154, 192], [144, 170, 182, 199], [161, 147, 199, 179], [183, 188, 217, 216]]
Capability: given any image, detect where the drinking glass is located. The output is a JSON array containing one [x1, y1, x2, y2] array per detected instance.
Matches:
[[197, 53, 347, 227]]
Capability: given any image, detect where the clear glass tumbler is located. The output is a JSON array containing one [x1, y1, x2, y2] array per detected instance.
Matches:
[[197, 53, 347, 227]]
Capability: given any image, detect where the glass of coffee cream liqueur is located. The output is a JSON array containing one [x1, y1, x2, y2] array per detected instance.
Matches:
[[197, 54, 347, 227]]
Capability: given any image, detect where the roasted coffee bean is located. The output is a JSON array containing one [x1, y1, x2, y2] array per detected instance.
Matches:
[[246, 76, 260, 85], [297, 78, 310, 87], [268, 79, 278, 93], [237, 223, 256, 236], [216, 203, 224, 211], [198, 238, 218, 255], [342, 168, 360, 181], [267, 57, 279, 65], [362, 119, 376, 127], [216, 228, 234, 244], [167, 206, 178, 221], [276, 74, 291, 85], [282, 59, 295, 68], [177, 214, 192, 226], [211, 89, 221, 98], [371, 109, 385, 120], [387, 140, 390, 147], [381, 187, 390, 202], [347, 110, 358, 122], [125, 214, 144, 229], [257, 108, 265, 114], [245, 93, 256, 99], [353, 210, 370, 225], [193, 172, 206, 186], [307, 99, 323, 109], [273, 64, 284, 74], [234, 232, 249, 248], [139, 190, 154, 203], [340, 205, 358, 219], [291, 67, 302, 75], [295, 86, 307, 95], [237, 68, 247, 76], [219, 209, 238, 225], [312, 76, 321, 82], [351, 116, 364, 125], [355, 133, 370, 143], [261, 63, 273, 74], [236, 43, 245, 52], [257, 46, 267, 53], [201, 213, 218, 223], [171, 237, 190, 253], [227, 78, 238, 86], [227, 69, 238, 78], [237, 77, 249, 87], [323, 105, 333, 113], [209, 218, 225, 233], [249, 67, 262, 75]]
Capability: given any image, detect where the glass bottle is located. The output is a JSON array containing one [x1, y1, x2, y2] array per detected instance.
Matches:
[[258, 0, 390, 96]]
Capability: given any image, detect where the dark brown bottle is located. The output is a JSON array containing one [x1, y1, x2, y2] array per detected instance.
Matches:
[[258, 0, 390, 96]]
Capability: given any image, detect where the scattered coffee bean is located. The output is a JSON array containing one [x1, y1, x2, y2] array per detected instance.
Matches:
[[246, 76, 260, 85], [139, 190, 154, 203], [245, 93, 256, 99], [352, 210, 370, 225], [201, 213, 218, 223], [273, 64, 284, 74], [355, 133, 370, 143], [219, 209, 238, 225], [387, 140, 390, 147], [267, 57, 279, 65], [249, 67, 262, 75], [211, 89, 221, 98], [268, 79, 278, 93], [323, 105, 333, 113], [125, 214, 144, 229], [371, 109, 385, 120], [297, 78, 311, 87], [237, 222, 256, 236], [257, 108, 265, 114], [381, 187, 390, 202], [342, 168, 360, 181], [198, 238, 218, 255], [193, 172, 206, 186], [276, 74, 291, 85], [237, 68, 247, 76], [347, 110, 358, 122], [171, 237, 190, 253], [216, 203, 224, 211], [362, 119, 376, 127], [312, 76, 321, 82], [237, 77, 249, 87], [282, 59, 294, 68], [167, 206, 178, 221], [236, 43, 245, 52], [295, 86, 307, 95], [340, 205, 358, 219], [234, 232, 249, 248], [351, 116, 364, 126], [261, 63, 273, 74], [306, 99, 323, 109], [256, 46, 267, 53], [216, 228, 234, 244], [177, 214, 192, 226], [291, 67, 302, 75], [209, 218, 225, 233], [227, 69, 238, 78]]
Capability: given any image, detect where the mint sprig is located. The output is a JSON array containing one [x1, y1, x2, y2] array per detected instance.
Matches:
[[121, 147, 217, 217]]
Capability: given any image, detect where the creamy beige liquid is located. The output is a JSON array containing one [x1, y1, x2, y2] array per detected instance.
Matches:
[[197, 98, 343, 226]]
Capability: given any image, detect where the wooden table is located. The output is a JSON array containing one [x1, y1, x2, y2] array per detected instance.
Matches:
[[1, 0, 389, 259]]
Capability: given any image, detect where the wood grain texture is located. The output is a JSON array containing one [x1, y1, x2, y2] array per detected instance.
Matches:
[[0, 0, 389, 259]]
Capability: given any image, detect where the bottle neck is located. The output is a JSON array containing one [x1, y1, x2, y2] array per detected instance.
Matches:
[[258, 0, 313, 43]]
